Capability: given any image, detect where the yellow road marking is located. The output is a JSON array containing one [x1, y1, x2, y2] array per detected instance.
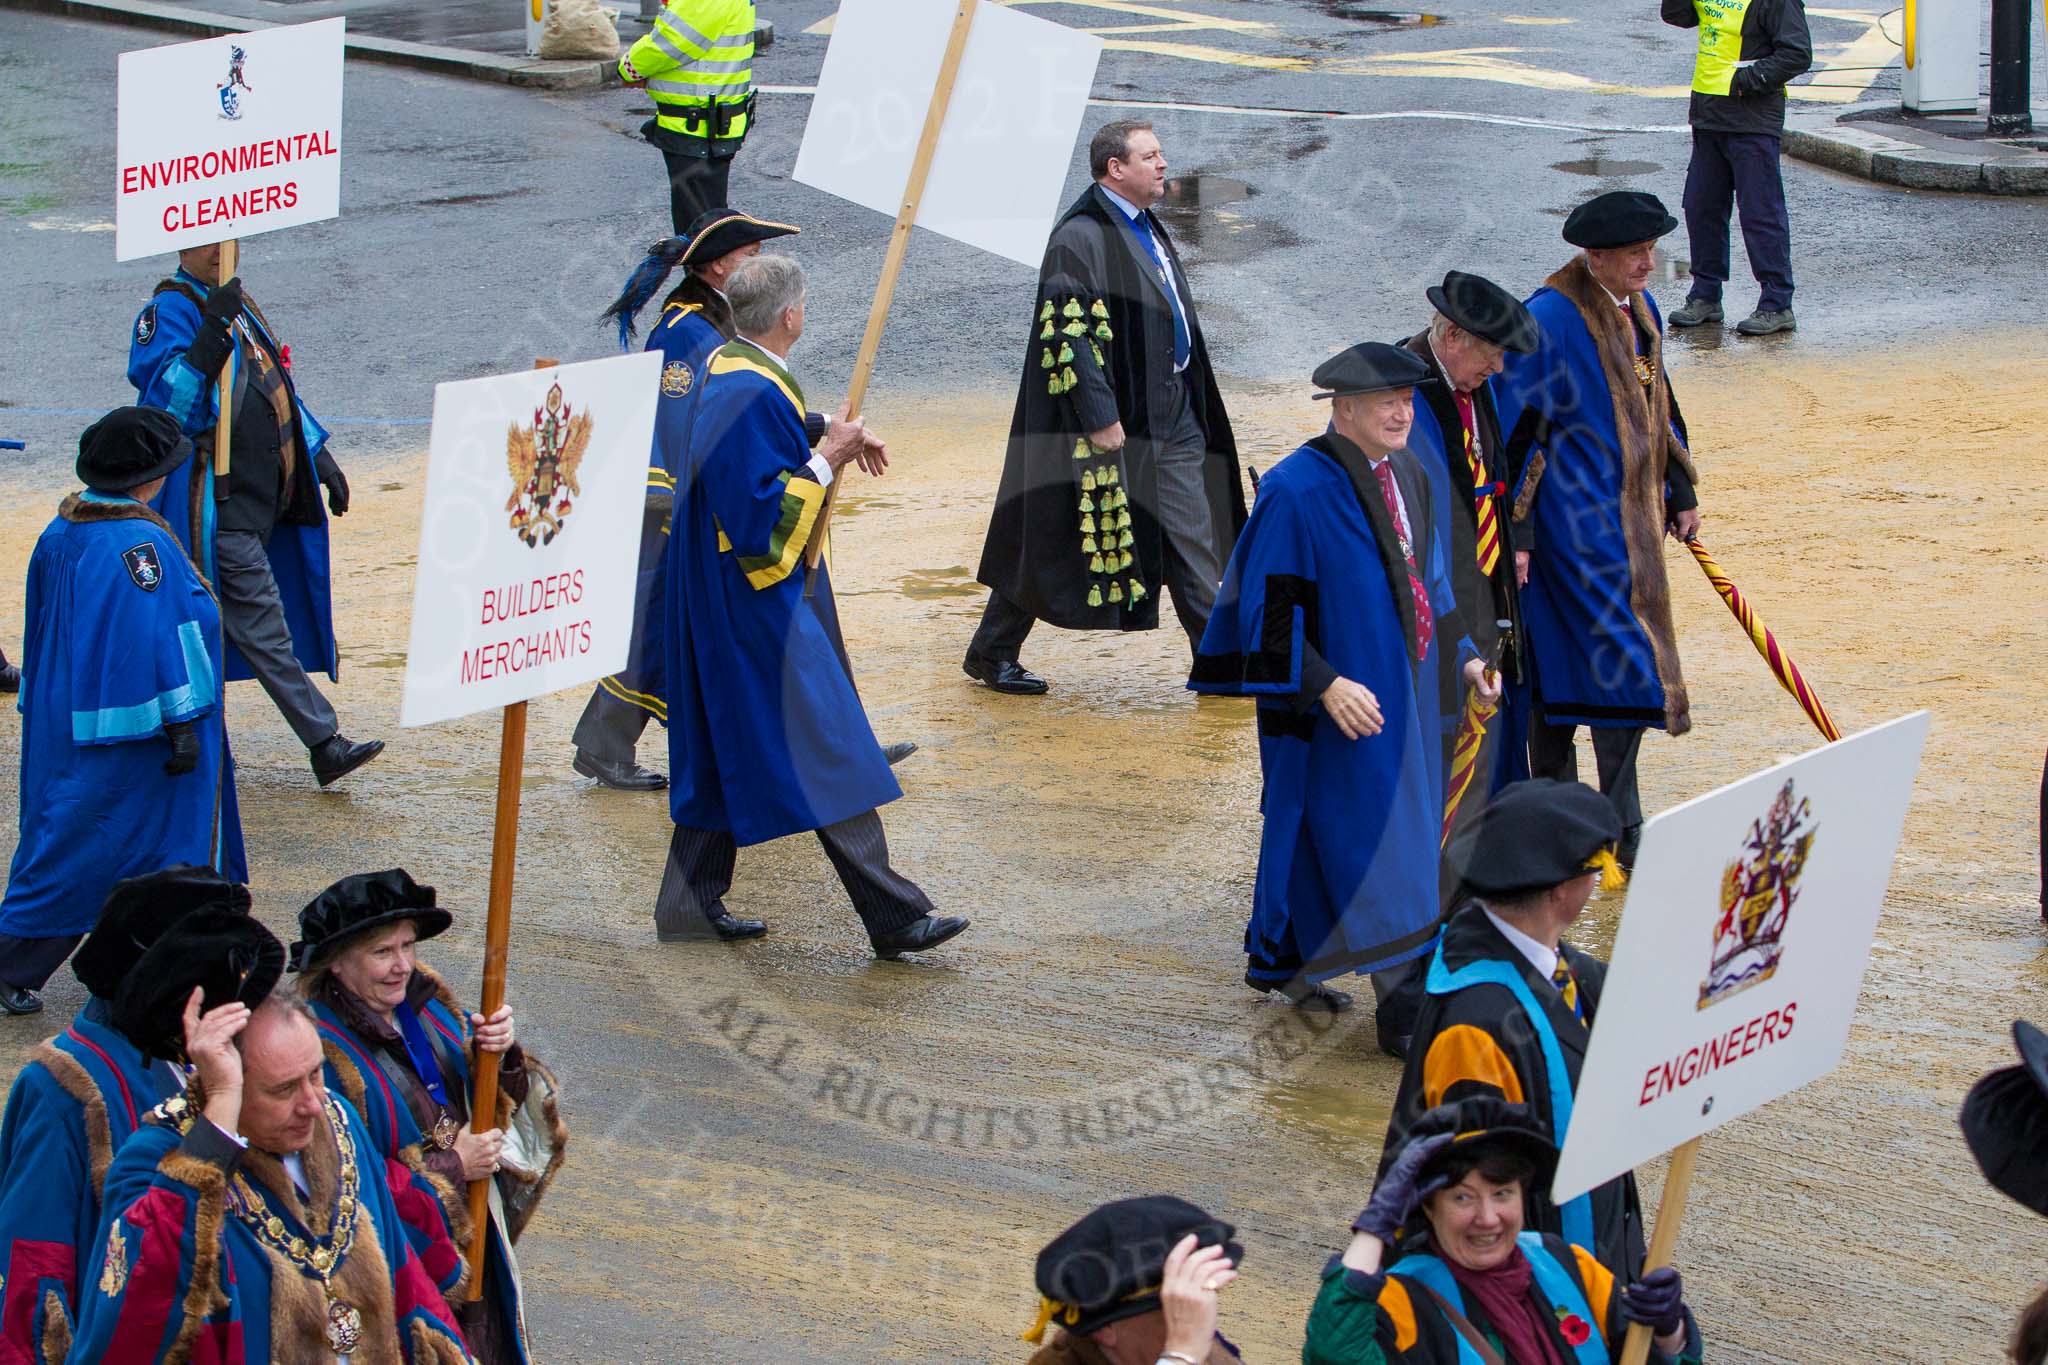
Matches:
[[1797, 8, 1901, 103], [801, 2, 1895, 102], [1004, 0, 1274, 34]]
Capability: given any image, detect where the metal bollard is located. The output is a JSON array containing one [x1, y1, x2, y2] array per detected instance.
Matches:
[[1988, 0, 2034, 136]]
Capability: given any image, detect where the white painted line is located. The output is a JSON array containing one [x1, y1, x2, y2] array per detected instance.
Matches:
[[756, 86, 1688, 135]]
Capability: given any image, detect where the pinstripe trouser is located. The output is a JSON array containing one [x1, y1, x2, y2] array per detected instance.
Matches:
[[654, 810, 932, 940]]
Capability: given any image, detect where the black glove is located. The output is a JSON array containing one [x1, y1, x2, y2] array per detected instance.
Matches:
[[1730, 65, 1763, 97], [1350, 1132, 1455, 1244], [315, 449, 349, 516], [1618, 1265, 1687, 1337], [182, 276, 246, 381], [163, 721, 200, 776]]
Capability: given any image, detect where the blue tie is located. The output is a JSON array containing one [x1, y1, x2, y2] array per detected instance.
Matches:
[[1130, 213, 1191, 370]]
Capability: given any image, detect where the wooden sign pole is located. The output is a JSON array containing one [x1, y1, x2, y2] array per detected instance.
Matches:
[[463, 356, 550, 1296], [804, 0, 979, 584], [1615, 1135, 1703, 1365], [212, 238, 239, 480]]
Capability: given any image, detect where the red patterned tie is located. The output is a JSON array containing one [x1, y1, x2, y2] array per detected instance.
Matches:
[[1452, 389, 1500, 576], [1371, 460, 1434, 663]]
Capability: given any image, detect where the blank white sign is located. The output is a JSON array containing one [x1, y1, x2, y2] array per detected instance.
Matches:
[[792, 0, 1104, 268]]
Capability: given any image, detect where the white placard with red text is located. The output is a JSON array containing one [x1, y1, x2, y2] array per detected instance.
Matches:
[[1549, 712, 1930, 1203], [400, 353, 661, 728], [115, 19, 345, 261]]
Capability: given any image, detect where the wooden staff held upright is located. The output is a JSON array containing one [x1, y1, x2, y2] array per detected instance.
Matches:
[[213, 238, 238, 482], [462, 359, 550, 1296], [803, 0, 981, 595]]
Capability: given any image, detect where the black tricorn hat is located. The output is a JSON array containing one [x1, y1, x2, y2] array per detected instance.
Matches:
[[1562, 189, 1678, 250], [76, 407, 191, 494], [1448, 777, 1625, 898], [290, 868, 452, 973], [1428, 270, 1539, 355], [1025, 1195, 1242, 1344], [680, 207, 799, 269], [1311, 341, 1435, 401], [1960, 1020, 2048, 1217], [73, 864, 252, 1001], [111, 907, 285, 1062], [1403, 1095, 1560, 1196]]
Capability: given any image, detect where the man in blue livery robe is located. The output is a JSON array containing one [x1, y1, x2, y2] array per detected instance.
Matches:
[[0, 865, 246, 1361], [657, 254, 968, 959], [129, 242, 383, 789], [1400, 271, 1540, 841], [1494, 192, 1702, 868], [583, 208, 908, 790], [1191, 344, 1493, 1021], [73, 916, 473, 1364], [0, 409, 247, 1016]]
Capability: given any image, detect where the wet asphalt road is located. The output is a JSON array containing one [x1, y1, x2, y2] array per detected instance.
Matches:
[[4, 4, 2048, 1361]]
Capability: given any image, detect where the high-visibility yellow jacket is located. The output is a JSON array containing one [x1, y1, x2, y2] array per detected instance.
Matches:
[[620, 0, 756, 151]]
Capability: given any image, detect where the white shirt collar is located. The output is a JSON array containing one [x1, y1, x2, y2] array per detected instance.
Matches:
[[1097, 182, 1146, 220], [1481, 903, 1559, 981], [737, 331, 788, 365]]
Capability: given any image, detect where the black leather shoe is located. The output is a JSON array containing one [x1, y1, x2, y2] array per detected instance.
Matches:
[[573, 751, 669, 791], [962, 654, 1048, 695], [882, 741, 917, 766], [0, 986, 44, 1016], [870, 914, 970, 960], [0, 661, 19, 694], [657, 911, 767, 942], [1376, 1025, 1410, 1059], [1245, 970, 1354, 1014], [311, 735, 384, 788]]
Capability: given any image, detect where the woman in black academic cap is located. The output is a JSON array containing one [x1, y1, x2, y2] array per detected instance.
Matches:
[[291, 870, 564, 1365], [1962, 1020, 2048, 1364], [1305, 1097, 1703, 1364]]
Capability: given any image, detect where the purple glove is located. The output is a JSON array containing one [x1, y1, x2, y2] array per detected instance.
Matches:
[[1618, 1266, 1686, 1336], [1351, 1132, 1455, 1244]]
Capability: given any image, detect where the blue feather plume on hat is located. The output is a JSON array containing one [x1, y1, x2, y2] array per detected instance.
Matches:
[[601, 236, 691, 352]]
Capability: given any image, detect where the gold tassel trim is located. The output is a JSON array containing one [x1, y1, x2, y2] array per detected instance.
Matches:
[[1585, 845, 1627, 894]]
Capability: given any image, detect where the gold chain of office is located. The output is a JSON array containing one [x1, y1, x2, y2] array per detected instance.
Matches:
[[226, 1094, 367, 1355]]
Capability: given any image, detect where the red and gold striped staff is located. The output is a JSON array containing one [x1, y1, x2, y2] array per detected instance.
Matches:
[[1685, 537, 1841, 743], [1441, 627, 1510, 847], [1440, 688, 1498, 848]]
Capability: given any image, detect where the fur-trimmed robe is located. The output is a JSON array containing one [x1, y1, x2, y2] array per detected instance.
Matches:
[[69, 1090, 473, 1363], [0, 1009, 180, 1364], [311, 965, 567, 1364], [1495, 257, 1697, 735]]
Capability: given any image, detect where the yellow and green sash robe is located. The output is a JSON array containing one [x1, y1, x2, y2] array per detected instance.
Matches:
[[662, 337, 900, 845]]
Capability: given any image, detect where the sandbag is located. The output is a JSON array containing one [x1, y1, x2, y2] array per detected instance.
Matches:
[[539, 0, 620, 60]]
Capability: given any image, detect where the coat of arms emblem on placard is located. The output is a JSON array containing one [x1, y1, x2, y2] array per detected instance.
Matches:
[[505, 381, 592, 548], [1699, 778, 1816, 1009]]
